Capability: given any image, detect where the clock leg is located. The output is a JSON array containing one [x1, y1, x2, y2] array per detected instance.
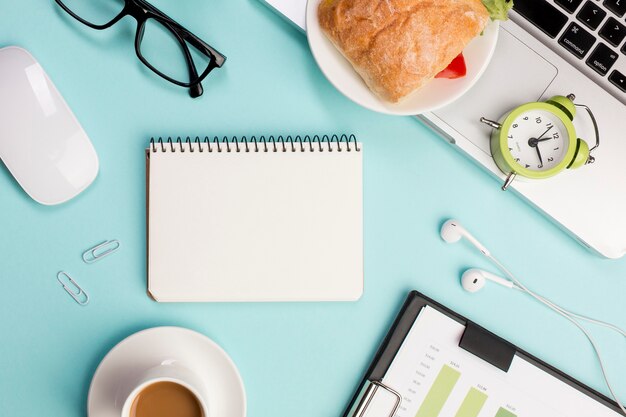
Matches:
[[502, 172, 517, 191], [480, 117, 502, 129]]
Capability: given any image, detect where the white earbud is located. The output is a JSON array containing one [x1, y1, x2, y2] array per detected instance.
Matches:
[[461, 268, 515, 293], [440, 219, 491, 256]]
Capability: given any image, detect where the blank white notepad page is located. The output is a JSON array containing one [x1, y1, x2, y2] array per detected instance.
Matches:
[[147, 140, 362, 302]]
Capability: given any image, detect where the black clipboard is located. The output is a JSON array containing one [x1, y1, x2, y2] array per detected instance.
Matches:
[[342, 290, 624, 417]]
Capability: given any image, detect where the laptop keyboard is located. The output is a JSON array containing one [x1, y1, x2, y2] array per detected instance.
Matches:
[[514, 0, 626, 96]]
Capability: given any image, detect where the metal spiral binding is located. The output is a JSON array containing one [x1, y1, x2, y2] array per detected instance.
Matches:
[[149, 135, 360, 153]]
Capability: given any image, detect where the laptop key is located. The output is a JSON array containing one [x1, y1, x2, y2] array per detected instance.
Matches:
[[577, 1, 607, 30], [514, 0, 569, 38], [559, 23, 597, 58], [604, 0, 626, 17], [609, 69, 626, 91], [556, 0, 584, 13], [586, 43, 618, 75], [599, 17, 626, 46]]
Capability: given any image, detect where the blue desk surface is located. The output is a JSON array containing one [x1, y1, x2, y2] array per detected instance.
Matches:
[[1, 1, 624, 415]]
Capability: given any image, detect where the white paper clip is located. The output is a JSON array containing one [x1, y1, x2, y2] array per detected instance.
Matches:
[[82, 239, 120, 264], [57, 271, 89, 306]]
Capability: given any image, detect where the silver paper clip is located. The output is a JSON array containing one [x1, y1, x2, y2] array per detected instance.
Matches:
[[82, 239, 120, 264], [57, 271, 89, 306]]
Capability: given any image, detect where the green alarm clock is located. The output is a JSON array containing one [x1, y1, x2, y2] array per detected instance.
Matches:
[[480, 94, 599, 190]]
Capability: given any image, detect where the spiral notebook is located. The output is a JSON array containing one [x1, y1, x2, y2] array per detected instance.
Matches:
[[146, 135, 363, 302]]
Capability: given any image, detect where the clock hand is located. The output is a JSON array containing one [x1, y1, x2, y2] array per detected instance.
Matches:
[[535, 144, 544, 168], [535, 125, 553, 141], [536, 137, 554, 143]]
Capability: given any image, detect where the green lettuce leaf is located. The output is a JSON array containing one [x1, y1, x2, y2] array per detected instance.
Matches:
[[482, 0, 514, 21]]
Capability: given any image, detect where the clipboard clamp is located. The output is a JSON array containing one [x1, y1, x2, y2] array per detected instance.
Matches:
[[350, 380, 401, 417], [459, 321, 516, 372]]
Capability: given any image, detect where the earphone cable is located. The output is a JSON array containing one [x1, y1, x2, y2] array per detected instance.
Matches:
[[532, 292, 626, 338], [489, 255, 626, 415], [510, 285, 626, 338]]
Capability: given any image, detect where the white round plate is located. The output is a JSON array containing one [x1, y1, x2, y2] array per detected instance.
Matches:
[[306, 0, 499, 115], [88, 327, 246, 417]]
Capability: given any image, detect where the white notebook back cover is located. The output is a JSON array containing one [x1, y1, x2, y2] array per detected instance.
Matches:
[[147, 140, 363, 302]]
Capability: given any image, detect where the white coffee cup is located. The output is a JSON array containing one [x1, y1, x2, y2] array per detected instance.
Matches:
[[119, 361, 210, 417]]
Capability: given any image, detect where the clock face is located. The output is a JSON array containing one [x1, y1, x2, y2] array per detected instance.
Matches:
[[506, 109, 569, 171]]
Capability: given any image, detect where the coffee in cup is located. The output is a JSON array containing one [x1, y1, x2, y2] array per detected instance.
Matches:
[[129, 381, 203, 417], [120, 363, 209, 417]]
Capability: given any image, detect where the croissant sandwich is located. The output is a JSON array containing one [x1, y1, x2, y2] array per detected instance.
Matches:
[[318, 0, 511, 103]]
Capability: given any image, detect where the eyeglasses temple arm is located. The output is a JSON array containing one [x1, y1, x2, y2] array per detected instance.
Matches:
[[182, 32, 226, 67]]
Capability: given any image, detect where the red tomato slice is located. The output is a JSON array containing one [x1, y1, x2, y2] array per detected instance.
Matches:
[[435, 53, 467, 79]]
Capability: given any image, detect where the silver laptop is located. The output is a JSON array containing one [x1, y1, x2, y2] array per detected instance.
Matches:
[[260, 0, 626, 259]]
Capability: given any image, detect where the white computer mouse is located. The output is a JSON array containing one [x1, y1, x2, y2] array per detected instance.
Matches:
[[0, 46, 98, 205]]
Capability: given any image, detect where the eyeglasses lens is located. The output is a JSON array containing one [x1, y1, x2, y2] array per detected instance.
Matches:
[[139, 18, 213, 85]]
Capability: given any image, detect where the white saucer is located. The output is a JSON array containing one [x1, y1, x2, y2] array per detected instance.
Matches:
[[306, 0, 499, 115], [88, 327, 246, 417]]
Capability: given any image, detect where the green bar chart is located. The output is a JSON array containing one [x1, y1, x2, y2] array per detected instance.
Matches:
[[411, 364, 518, 417], [455, 387, 488, 417], [414, 364, 461, 417]]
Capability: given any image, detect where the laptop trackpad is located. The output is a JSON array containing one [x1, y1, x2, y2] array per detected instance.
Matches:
[[433, 27, 558, 155]]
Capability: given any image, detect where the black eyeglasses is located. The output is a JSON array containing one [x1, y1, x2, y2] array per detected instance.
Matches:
[[54, 0, 226, 98]]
